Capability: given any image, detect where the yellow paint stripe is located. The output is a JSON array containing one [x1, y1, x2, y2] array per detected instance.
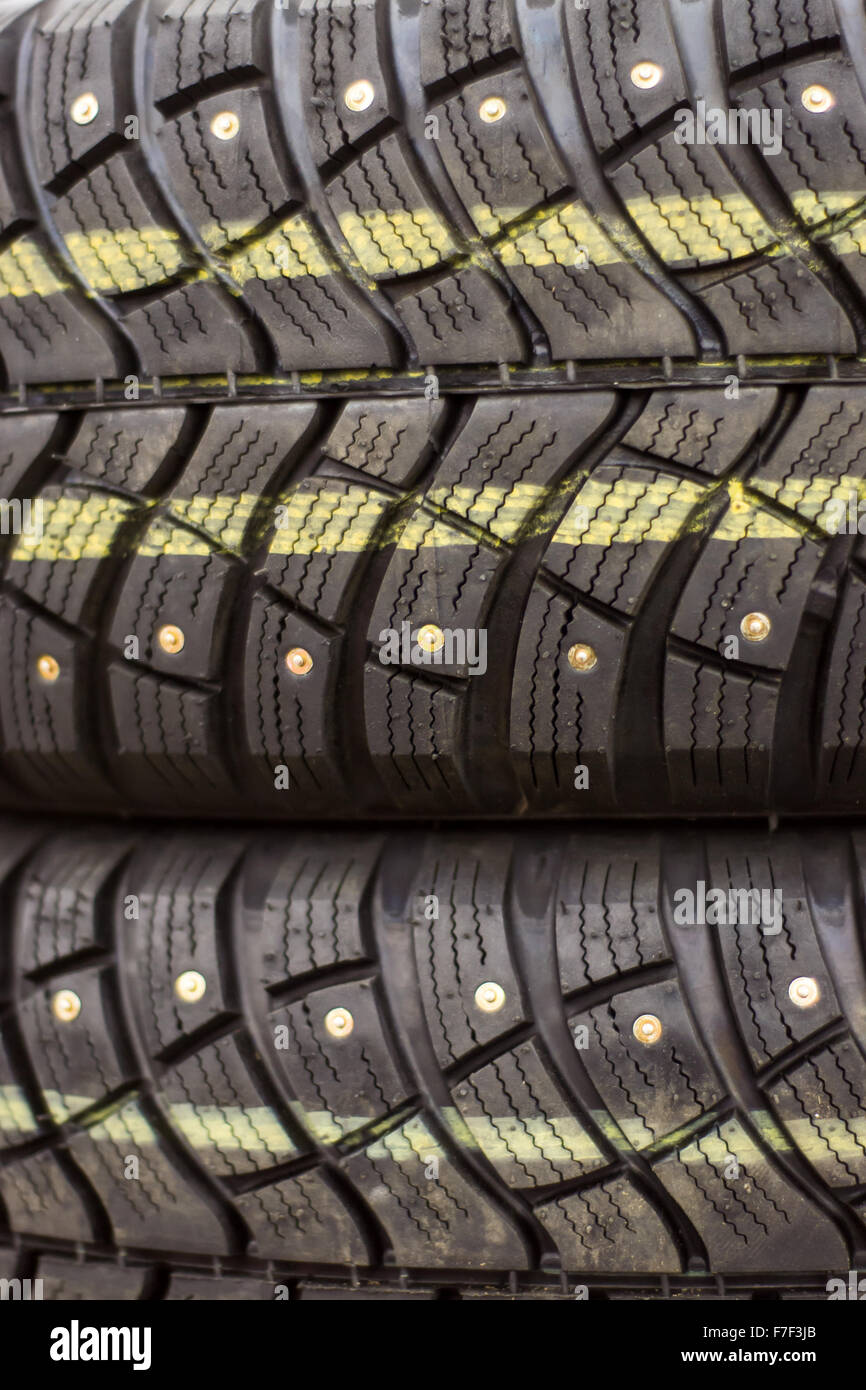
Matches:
[[0, 191, 861, 300], [5, 1089, 865, 1169], [0, 1082, 37, 1135], [52, 227, 187, 294], [0, 1087, 601, 1163], [10, 494, 136, 562], [268, 485, 391, 557], [29, 1087, 298, 1153], [170, 494, 260, 552], [555, 476, 707, 547], [336, 207, 457, 277], [8, 473, 862, 563], [0, 238, 67, 298], [828, 218, 866, 257]]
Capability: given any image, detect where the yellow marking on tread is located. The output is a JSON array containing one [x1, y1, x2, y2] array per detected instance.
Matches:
[[394, 509, 469, 551], [1, 191, 864, 300], [751, 1108, 793, 1152], [366, 1115, 442, 1164], [0, 238, 68, 298], [295, 1106, 349, 1145], [799, 190, 863, 226], [168, 1101, 298, 1157], [498, 201, 621, 271], [225, 212, 334, 284], [9, 473, 866, 564], [268, 483, 391, 556], [0, 1086, 300, 1152], [10, 494, 135, 562], [590, 1109, 635, 1151], [672, 1118, 805, 1180], [137, 514, 212, 558], [87, 1100, 295, 1158], [554, 475, 707, 547], [336, 208, 456, 277], [170, 493, 259, 552], [463, 1114, 604, 1170], [625, 192, 776, 263], [65, 226, 185, 291], [751, 473, 866, 531], [439, 481, 550, 540], [727, 478, 750, 514], [827, 215, 866, 258], [5, 1090, 866, 1168], [0, 1082, 38, 1135], [713, 498, 801, 542]]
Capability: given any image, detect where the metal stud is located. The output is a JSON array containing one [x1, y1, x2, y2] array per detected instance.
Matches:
[[52, 989, 81, 1022], [174, 970, 206, 1003], [633, 1013, 663, 1045], [158, 624, 185, 654], [324, 1006, 354, 1037], [70, 92, 99, 125], [630, 62, 662, 90], [210, 110, 240, 140], [740, 611, 771, 642], [285, 647, 313, 675], [478, 95, 507, 123], [344, 80, 375, 112], [801, 84, 834, 114], [788, 976, 820, 1008], [474, 981, 506, 1013], [37, 654, 60, 682], [416, 623, 445, 654], [568, 642, 597, 672]]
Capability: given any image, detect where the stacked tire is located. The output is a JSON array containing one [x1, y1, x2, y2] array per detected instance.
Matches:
[[0, 0, 865, 1301]]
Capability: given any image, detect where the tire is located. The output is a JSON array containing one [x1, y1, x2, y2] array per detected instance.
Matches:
[[1, 818, 865, 1298], [0, 385, 864, 819], [0, 0, 866, 394]]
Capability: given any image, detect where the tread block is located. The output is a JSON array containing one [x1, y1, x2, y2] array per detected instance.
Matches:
[[0, 1150, 92, 1242], [66, 1098, 230, 1254]]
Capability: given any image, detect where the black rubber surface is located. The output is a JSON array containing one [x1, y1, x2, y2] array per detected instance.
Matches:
[[0, 0, 866, 388], [1, 818, 866, 1297], [0, 385, 865, 819]]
